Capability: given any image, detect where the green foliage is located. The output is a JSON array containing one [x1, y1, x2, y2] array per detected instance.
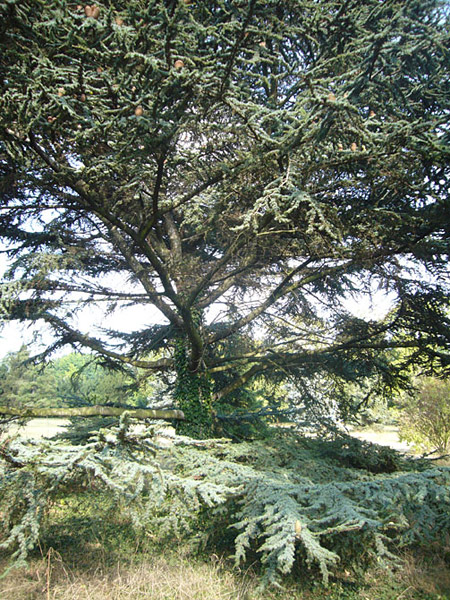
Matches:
[[213, 383, 276, 441], [0, 349, 149, 409], [316, 434, 402, 474], [47, 353, 143, 407], [0, 0, 449, 427], [213, 344, 284, 439], [398, 377, 450, 453], [0, 348, 157, 440], [1, 423, 449, 588], [0, 347, 57, 409]]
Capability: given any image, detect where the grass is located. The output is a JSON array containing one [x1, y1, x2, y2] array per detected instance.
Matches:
[[1, 547, 450, 599], [1, 491, 449, 600], [0, 551, 257, 600]]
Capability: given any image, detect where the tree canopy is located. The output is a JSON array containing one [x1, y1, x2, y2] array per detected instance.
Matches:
[[1, 0, 449, 432]]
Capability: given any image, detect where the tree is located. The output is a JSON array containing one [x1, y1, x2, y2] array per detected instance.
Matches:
[[1, 0, 449, 435], [398, 377, 450, 453], [46, 351, 150, 406], [0, 347, 57, 409], [0, 349, 149, 407]]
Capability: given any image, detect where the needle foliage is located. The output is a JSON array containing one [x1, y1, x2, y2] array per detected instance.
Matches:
[[1, 4, 450, 588], [1, 418, 449, 587], [0, 0, 449, 429]]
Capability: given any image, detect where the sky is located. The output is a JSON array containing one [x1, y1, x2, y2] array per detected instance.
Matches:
[[0, 251, 165, 359], [0, 300, 163, 359], [0, 243, 394, 361]]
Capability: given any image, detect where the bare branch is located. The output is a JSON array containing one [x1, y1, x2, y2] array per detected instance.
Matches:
[[0, 405, 184, 420]]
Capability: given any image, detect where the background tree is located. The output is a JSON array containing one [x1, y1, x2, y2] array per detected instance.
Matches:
[[1, 0, 449, 435], [0, 348, 164, 439], [0, 347, 55, 409], [398, 377, 450, 453], [47, 351, 150, 407], [46, 351, 156, 441], [0, 349, 149, 408]]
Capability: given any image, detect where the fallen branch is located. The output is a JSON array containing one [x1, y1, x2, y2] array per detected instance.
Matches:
[[0, 405, 185, 420]]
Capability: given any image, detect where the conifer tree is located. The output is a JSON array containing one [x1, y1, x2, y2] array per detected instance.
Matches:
[[1, 0, 449, 432]]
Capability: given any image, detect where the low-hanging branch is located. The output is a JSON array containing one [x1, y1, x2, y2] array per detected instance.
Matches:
[[0, 405, 185, 420]]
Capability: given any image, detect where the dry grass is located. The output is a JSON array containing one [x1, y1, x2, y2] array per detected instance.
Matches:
[[0, 551, 260, 600], [360, 547, 450, 600], [398, 547, 450, 598], [2, 546, 450, 600]]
